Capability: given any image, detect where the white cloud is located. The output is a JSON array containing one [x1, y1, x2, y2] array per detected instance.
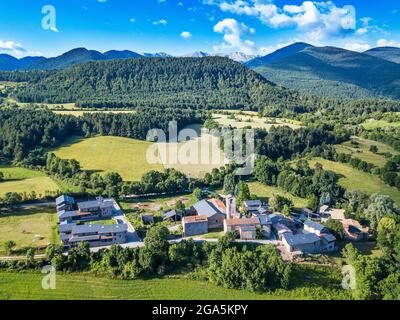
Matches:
[[153, 19, 168, 25], [210, 1, 358, 44], [343, 42, 371, 52], [377, 38, 400, 48], [213, 18, 256, 55], [181, 31, 193, 39], [97, 0, 107, 2], [130, 18, 136, 23], [0, 40, 26, 54]]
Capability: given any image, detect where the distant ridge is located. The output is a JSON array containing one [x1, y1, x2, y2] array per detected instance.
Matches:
[[364, 47, 400, 64]]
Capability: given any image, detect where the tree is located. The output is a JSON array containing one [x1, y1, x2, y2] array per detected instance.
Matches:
[[3, 240, 16, 255], [365, 194, 398, 229], [324, 219, 345, 241], [369, 145, 378, 154], [223, 173, 236, 195], [236, 180, 250, 206], [269, 194, 293, 213], [192, 188, 203, 201], [0, 171, 4, 182], [254, 156, 279, 186]]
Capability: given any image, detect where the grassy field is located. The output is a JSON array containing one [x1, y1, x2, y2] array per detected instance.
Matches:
[[0, 266, 350, 300], [52, 110, 137, 117], [309, 158, 400, 206], [212, 112, 302, 131], [0, 165, 59, 198], [248, 182, 308, 208], [362, 119, 400, 130], [53, 136, 164, 181], [156, 124, 227, 178], [334, 137, 399, 167], [0, 206, 58, 253]]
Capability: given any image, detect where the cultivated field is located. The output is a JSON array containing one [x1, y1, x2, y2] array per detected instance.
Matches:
[[309, 158, 400, 206], [0, 206, 58, 253], [334, 137, 399, 167], [0, 265, 350, 300], [212, 110, 302, 131], [53, 136, 164, 181], [248, 182, 308, 209], [0, 166, 59, 198]]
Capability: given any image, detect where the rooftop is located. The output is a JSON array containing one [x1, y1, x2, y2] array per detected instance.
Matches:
[[304, 220, 326, 232], [283, 233, 321, 246], [225, 217, 260, 227], [192, 199, 224, 218], [56, 195, 75, 206], [78, 198, 114, 210], [183, 215, 209, 224], [244, 200, 262, 208], [72, 223, 127, 234]]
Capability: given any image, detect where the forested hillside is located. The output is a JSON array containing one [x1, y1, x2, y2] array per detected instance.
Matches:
[[253, 46, 400, 100], [1, 57, 319, 111]]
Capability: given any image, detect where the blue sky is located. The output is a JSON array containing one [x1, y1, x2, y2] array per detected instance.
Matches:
[[0, 0, 399, 57]]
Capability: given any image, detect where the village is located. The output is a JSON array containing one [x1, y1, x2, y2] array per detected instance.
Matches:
[[55, 191, 370, 261]]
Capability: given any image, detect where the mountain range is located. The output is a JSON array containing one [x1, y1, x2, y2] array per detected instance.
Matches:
[[0, 48, 255, 71], [1, 43, 400, 100], [247, 43, 400, 100]]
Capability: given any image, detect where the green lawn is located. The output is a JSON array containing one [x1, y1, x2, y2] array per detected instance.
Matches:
[[309, 158, 400, 206], [85, 219, 116, 226], [248, 182, 308, 209], [362, 119, 400, 130], [0, 165, 59, 198], [0, 268, 350, 300], [52, 136, 164, 181], [334, 137, 399, 167], [0, 206, 58, 253]]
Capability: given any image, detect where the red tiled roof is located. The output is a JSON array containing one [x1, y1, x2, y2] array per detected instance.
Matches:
[[183, 215, 208, 224], [209, 198, 226, 213], [225, 217, 260, 227]]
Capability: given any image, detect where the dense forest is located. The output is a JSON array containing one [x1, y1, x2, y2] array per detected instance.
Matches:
[[0, 57, 323, 111]]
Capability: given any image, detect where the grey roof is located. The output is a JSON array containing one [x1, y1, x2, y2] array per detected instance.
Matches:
[[322, 233, 337, 242], [283, 233, 321, 246], [163, 210, 178, 220], [192, 199, 224, 218], [270, 213, 289, 225], [304, 220, 326, 232], [244, 200, 262, 208], [78, 198, 114, 210], [56, 195, 75, 206], [257, 215, 271, 226], [72, 224, 127, 235], [59, 221, 76, 233], [58, 210, 78, 220]]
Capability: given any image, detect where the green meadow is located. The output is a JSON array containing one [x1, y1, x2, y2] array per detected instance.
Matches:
[[309, 158, 400, 206]]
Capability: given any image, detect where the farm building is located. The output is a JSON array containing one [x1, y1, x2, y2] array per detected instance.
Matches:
[[319, 206, 346, 222], [224, 217, 261, 240], [61, 224, 128, 248], [282, 233, 322, 254], [273, 223, 293, 240], [192, 199, 226, 229], [141, 214, 154, 225], [182, 215, 209, 237], [163, 210, 182, 222], [303, 220, 328, 236], [301, 208, 318, 219], [77, 197, 114, 217], [56, 195, 75, 212]]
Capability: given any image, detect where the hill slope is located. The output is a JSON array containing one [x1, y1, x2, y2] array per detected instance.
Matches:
[[8, 57, 313, 110], [364, 47, 400, 64], [252, 46, 400, 99], [247, 42, 313, 68]]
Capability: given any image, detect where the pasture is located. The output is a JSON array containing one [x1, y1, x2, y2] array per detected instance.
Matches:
[[248, 182, 308, 209], [309, 158, 400, 206], [362, 118, 400, 130], [334, 137, 399, 167], [0, 165, 59, 198], [212, 112, 302, 131], [53, 136, 164, 181], [0, 206, 58, 253]]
